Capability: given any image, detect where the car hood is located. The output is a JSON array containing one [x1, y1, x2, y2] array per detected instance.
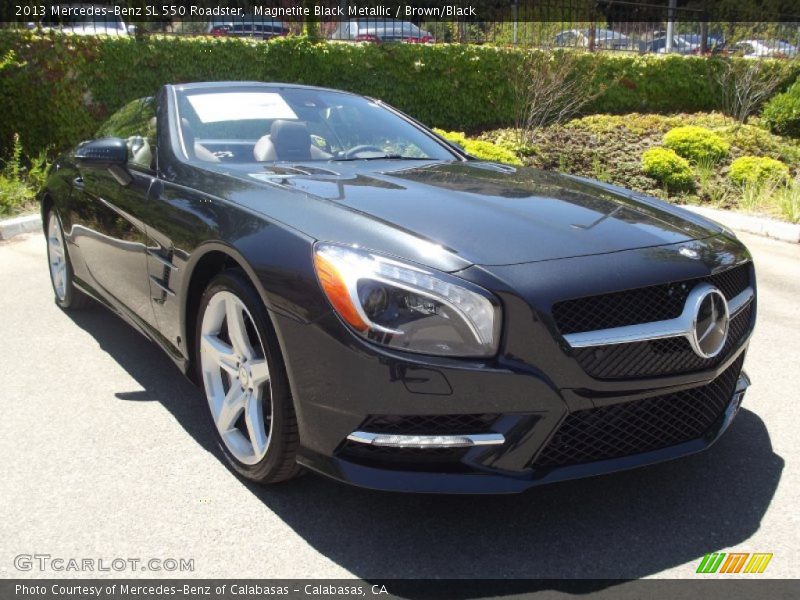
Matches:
[[230, 161, 719, 266]]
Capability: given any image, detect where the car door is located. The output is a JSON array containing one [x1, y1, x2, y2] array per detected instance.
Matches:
[[68, 97, 159, 329]]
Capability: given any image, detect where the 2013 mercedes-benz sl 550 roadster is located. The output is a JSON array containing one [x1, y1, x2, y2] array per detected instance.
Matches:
[[40, 82, 755, 493]]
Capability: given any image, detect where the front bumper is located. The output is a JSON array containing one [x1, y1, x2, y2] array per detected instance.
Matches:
[[269, 235, 755, 494], [273, 309, 752, 494]]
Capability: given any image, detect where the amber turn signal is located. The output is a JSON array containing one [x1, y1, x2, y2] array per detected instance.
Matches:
[[314, 252, 369, 332]]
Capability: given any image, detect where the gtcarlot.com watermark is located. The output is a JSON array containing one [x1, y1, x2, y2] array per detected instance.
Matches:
[[14, 554, 194, 573]]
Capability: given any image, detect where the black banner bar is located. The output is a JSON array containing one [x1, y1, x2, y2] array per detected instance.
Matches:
[[2, 580, 800, 600], [2, 1, 800, 24]]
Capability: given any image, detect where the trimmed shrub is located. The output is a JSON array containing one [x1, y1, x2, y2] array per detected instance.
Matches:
[[641, 147, 694, 190], [462, 140, 523, 165], [484, 112, 800, 201], [434, 128, 522, 165], [729, 156, 790, 186], [1, 30, 799, 157], [434, 129, 468, 146], [663, 126, 730, 163], [761, 79, 800, 138]]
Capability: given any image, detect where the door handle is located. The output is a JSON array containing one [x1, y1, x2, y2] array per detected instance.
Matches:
[[73, 176, 85, 190]]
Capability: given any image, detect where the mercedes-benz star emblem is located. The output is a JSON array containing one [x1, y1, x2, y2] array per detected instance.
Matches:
[[690, 287, 730, 358]]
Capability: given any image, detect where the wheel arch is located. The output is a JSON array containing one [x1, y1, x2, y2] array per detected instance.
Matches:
[[180, 243, 283, 383], [40, 192, 54, 231], [183, 242, 305, 484]]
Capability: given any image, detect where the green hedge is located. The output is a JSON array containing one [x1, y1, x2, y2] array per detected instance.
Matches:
[[2, 31, 799, 156], [762, 78, 800, 138]]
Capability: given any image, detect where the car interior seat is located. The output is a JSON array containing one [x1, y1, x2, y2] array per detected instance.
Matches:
[[126, 136, 153, 170], [253, 120, 331, 162]]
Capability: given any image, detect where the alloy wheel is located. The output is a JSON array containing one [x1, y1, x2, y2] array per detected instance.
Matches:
[[47, 213, 67, 302], [200, 291, 272, 465]]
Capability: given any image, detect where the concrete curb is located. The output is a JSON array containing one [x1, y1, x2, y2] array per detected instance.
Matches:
[[684, 205, 800, 244], [0, 213, 41, 241]]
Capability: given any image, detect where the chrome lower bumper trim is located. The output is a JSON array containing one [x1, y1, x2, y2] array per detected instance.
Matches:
[[346, 431, 505, 448]]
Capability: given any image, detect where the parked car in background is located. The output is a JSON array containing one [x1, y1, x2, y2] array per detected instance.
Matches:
[[206, 19, 289, 40], [329, 19, 434, 43], [28, 3, 134, 36], [553, 28, 633, 50], [730, 39, 798, 58], [647, 34, 725, 55]]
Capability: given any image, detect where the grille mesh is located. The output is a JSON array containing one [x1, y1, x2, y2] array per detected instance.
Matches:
[[552, 263, 751, 335], [573, 303, 753, 379], [532, 354, 744, 468]]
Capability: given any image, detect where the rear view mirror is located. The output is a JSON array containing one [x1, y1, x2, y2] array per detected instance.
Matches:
[[75, 138, 132, 185]]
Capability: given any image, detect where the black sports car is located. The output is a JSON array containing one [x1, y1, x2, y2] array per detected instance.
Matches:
[[40, 82, 755, 493]]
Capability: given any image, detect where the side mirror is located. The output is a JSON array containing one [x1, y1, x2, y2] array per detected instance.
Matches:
[[75, 138, 132, 185], [75, 138, 128, 167]]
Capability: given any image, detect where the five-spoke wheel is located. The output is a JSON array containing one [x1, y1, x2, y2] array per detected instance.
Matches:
[[200, 290, 272, 465], [196, 271, 301, 483], [45, 209, 89, 309]]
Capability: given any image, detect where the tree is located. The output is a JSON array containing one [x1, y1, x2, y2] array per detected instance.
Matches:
[[715, 59, 787, 123], [511, 50, 607, 147]]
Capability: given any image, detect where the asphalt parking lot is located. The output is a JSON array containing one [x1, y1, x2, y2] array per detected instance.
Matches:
[[1, 229, 798, 580]]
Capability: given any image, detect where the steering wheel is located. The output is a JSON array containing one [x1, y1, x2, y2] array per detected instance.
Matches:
[[343, 145, 385, 159]]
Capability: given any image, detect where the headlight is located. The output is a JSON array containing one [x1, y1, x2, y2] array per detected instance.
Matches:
[[313, 244, 502, 357]]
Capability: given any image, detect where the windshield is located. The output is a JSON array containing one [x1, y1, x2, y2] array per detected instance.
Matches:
[[775, 41, 797, 52], [174, 87, 455, 164], [357, 20, 423, 35], [595, 29, 624, 39], [377, 22, 423, 36]]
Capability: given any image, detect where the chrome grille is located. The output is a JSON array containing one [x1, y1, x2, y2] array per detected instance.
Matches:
[[552, 263, 751, 335], [573, 303, 753, 379]]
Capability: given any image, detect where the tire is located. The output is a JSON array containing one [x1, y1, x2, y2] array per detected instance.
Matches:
[[195, 270, 302, 484], [45, 209, 90, 310]]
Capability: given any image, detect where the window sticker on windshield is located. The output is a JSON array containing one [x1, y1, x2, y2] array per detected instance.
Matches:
[[187, 93, 298, 123]]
